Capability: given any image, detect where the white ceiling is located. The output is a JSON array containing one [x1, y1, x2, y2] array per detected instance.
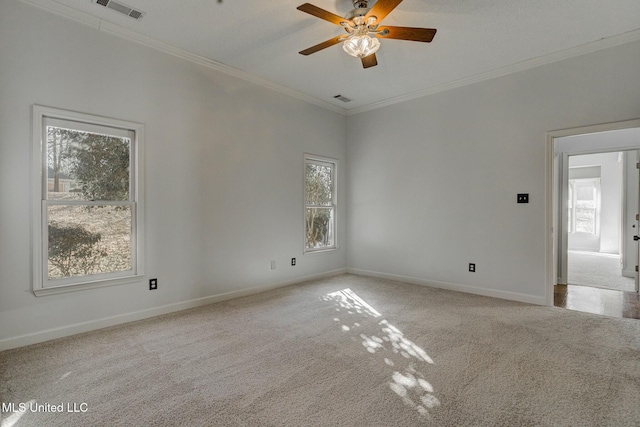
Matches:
[[25, 0, 640, 113]]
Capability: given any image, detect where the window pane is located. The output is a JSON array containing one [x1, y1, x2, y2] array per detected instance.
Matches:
[[575, 182, 595, 201], [47, 205, 132, 280], [305, 207, 334, 249], [305, 163, 333, 205], [569, 179, 598, 235], [575, 199, 595, 209], [46, 126, 130, 201], [575, 208, 595, 234]]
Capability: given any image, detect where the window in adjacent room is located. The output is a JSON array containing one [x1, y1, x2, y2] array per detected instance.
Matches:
[[304, 154, 337, 252], [32, 105, 144, 295], [568, 178, 600, 234]]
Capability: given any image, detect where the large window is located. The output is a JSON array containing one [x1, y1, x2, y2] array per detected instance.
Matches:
[[32, 106, 144, 295], [568, 178, 600, 234], [304, 154, 337, 252]]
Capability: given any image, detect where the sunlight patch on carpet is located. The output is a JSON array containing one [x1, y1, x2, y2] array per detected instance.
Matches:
[[323, 288, 381, 317], [322, 288, 440, 419], [1, 399, 35, 427]]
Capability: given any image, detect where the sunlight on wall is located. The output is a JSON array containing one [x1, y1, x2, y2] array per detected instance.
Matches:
[[321, 288, 440, 419]]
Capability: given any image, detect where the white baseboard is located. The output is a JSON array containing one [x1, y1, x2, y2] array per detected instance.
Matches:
[[0, 268, 346, 351], [347, 268, 547, 306]]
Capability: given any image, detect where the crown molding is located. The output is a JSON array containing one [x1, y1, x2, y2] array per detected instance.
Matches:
[[20, 0, 348, 116], [346, 28, 640, 116], [22, 0, 100, 28], [19, 0, 640, 117]]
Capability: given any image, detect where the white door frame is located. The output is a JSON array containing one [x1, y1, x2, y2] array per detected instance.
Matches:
[[546, 119, 640, 305]]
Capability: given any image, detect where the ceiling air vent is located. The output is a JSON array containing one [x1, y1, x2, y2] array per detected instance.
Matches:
[[333, 95, 352, 103], [93, 0, 145, 20]]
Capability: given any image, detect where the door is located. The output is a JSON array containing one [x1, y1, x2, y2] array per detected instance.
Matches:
[[623, 150, 640, 293], [636, 155, 640, 292]]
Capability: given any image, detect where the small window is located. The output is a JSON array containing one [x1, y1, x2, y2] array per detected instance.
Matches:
[[304, 154, 337, 252], [568, 178, 600, 235], [32, 106, 144, 295]]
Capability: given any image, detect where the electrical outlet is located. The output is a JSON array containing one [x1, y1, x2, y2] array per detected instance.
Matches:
[[469, 263, 476, 273], [149, 278, 157, 290], [291, 258, 296, 266], [517, 193, 529, 203], [270, 260, 276, 270]]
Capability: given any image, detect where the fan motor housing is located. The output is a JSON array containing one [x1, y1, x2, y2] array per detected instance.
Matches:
[[345, 7, 369, 20]]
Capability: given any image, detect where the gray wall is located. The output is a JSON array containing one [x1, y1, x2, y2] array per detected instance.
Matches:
[[347, 39, 640, 303], [0, 0, 347, 347]]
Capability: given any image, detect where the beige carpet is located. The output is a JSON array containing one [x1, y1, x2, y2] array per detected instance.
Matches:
[[2, 274, 640, 426], [568, 250, 636, 292]]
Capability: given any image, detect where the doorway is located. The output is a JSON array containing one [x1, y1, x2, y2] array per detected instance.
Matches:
[[547, 120, 640, 309]]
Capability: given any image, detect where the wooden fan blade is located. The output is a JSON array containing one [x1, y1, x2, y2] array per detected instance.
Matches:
[[377, 26, 437, 42], [361, 53, 378, 68], [299, 35, 345, 55], [297, 3, 349, 26], [365, 0, 403, 24]]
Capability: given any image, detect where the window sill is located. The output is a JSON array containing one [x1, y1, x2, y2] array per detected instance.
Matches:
[[304, 247, 339, 255], [33, 274, 144, 296]]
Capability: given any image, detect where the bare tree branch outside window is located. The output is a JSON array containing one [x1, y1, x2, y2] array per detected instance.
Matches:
[[305, 159, 335, 250]]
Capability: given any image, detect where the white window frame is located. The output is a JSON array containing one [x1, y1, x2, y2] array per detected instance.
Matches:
[[568, 177, 601, 235], [32, 105, 145, 296], [304, 154, 338, 253]]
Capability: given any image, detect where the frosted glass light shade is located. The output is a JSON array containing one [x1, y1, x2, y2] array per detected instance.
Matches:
[[342, 35, 380, 58]]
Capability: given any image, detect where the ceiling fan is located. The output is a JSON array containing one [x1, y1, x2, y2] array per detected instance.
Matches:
[[297, 0, 436, 69]]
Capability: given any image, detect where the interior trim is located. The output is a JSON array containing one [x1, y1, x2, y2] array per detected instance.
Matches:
[[20, 0, 348, 115], [347, 268, 547, 306], [348, 28, 640, 116], [0, 268, 347, 351], [20, 0, 640, 116]]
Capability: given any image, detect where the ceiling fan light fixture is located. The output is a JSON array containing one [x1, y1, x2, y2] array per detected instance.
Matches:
[[297, 0, 437, 68], [342, 34, 380, 58]]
